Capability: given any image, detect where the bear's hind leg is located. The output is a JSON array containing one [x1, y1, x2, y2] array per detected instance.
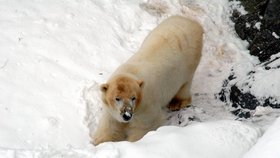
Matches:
[[168, 82, 192, 111]]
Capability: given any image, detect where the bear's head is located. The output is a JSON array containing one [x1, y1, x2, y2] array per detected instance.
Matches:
[[100, 75, 144, 123]]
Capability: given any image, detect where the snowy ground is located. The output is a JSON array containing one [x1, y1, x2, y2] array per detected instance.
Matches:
[[1, 0, 280, 157]]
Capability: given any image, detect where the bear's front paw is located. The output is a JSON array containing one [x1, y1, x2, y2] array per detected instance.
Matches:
[[168, 97, 192, 111], [91, 133, 111, 146], [91, 135, 108, 146]]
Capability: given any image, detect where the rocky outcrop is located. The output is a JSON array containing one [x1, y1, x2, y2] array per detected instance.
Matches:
[[232, 0, 280, 62], [218, 0, 280, 118]]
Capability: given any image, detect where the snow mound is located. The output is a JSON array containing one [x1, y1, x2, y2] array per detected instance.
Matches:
[[243, 117, 280, 158], [0, 120, 261, 158], [94, 120, 261, 158]]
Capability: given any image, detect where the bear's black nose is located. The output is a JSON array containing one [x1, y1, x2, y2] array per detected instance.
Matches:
[[122, 112, 132, 121]]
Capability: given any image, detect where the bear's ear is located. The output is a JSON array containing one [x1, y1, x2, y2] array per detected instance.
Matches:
[[137, 80, 144, 88], [100, 83, 109, 93]]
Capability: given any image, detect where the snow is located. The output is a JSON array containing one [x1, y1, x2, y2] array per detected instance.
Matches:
[[94, 120, 261, 158], [0, 0, 280, 157], [254, 22, 261, 30], [0, 120, 262, 158], [272, 32, 280, 39], [244, 117, 280, 158]]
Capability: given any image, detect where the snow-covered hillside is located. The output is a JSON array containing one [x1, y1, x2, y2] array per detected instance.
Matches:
[[0, 0, 280, 157]]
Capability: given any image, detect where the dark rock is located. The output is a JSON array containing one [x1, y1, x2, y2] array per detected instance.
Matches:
[[264, 97, 280, 108], [232, 0, 280, 62], [228, 74, 237, 80], [229, 85, 260, 110], [231, 9, 242, 23], [232, 109, 251, 119], [263, 56, 280, 68], [216, 73, 236, 102], [234, 13, 261, 42], [234, 13, 280, 62], [263, 20, 280, 35], [250, 29, 280, 62], [264, 0, 280, 20], [237, 0, 268, 14]]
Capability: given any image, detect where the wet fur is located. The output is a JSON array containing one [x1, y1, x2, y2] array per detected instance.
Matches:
[[92, 15, 203, 145]]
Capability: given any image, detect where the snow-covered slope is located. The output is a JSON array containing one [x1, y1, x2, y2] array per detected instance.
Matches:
[[0, 0, 279, 157], [0, 120, 262, 158], [94, 120, 261, 158], [0, 0, 155, 150], [243, 117, 280, 158]]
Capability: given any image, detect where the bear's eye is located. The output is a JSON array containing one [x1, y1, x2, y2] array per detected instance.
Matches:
[[131, 96, 136, 101], [115, 97, 121, 102]]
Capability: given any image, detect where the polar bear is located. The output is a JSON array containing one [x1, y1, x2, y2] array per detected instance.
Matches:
[[92, 15, 203, 145]]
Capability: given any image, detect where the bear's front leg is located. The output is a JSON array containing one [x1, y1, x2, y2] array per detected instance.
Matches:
[[168, 82, 192, 111], [127, 128, 149, 142], [91, 112, 127, 145], [127, 109, 166, 142]]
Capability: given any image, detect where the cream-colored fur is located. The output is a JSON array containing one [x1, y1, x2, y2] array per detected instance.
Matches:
[[92, 15, 203, 145]]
